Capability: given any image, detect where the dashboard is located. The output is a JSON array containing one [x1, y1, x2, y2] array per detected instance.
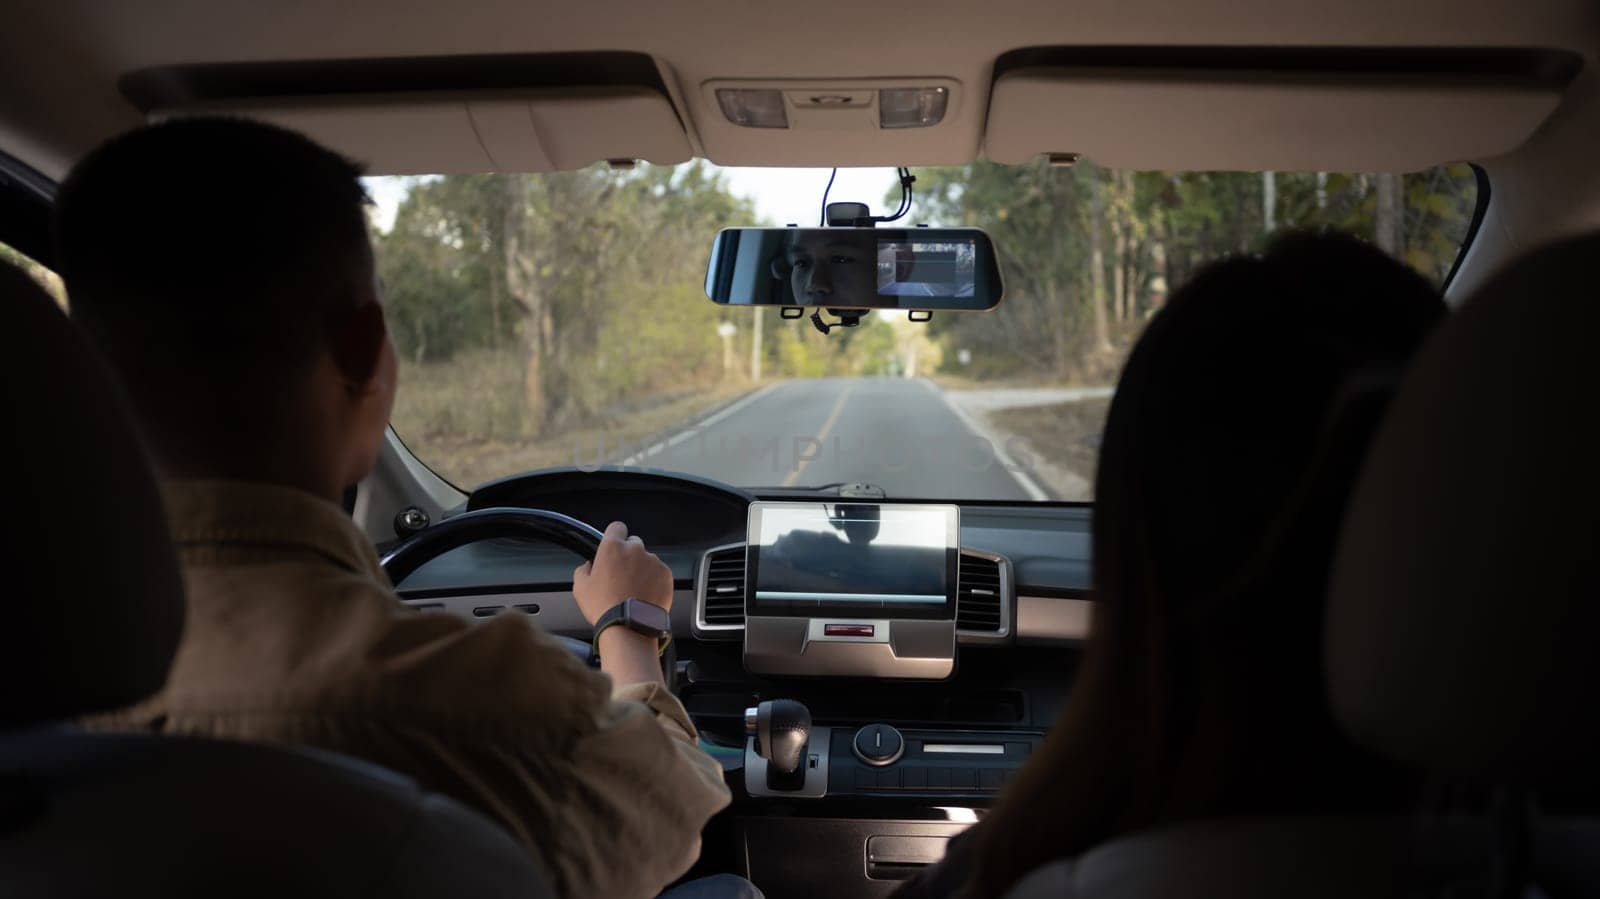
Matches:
[[392, 469, 1094, 650], [388, 468, 1094, 897], [389, 467, 1095, 761]]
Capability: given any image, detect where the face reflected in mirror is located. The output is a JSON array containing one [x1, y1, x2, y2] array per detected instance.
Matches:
[[707, 227, 1003, 310], [779, 230, 878, 306]]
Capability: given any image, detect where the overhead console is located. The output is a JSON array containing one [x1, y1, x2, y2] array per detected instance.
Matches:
[[697, 76, 973, 168], [742, 502, 961, 680]]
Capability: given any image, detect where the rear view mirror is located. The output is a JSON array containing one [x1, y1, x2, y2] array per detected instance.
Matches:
[[705, 227, 1004, 311]]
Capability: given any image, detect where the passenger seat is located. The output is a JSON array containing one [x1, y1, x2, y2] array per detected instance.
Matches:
[[1325, 231, 1600, 895], [1000, 233, 1600, 898]]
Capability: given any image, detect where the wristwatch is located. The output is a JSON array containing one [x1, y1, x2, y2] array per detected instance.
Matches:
[[592, 597, 673, 656]]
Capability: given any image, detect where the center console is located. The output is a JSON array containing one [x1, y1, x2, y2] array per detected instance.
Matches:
[[735, 697, 1044, 898], [744, 700, 1041, 800], [742, 502, 960, 679], [678, 500, 1066, 898]]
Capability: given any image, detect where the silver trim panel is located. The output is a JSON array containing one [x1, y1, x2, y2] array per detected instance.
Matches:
[[922, 743, 1005, 755], [693, 541, 748, 639], [955, 547, 1013, 644], [807, 618, 891, 644], [745, 616, 957, 679], [1016, 595, 1093, 645], [397, 589, 590, 635], [694, 541, 1019, 646]]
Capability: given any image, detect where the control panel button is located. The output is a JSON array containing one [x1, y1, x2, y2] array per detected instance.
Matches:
[[853, 723, 905, 766]]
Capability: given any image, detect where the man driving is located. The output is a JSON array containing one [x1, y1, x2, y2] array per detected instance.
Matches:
[[774, 231, 974, 310], [58, 118, 734, 899], [777, 228, 877, 305]]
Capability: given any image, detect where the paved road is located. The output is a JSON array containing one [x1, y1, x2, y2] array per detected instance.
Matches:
[[621, 377, 1048, 501]]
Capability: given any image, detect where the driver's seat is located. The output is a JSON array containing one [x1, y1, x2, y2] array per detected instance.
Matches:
[[0, 264, 552, 897]]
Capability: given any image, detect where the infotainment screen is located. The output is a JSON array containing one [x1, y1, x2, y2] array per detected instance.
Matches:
[[745, 502, 960, 621]]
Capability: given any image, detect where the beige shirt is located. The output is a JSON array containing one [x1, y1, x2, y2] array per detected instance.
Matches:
[[95, 478, 731, 899]]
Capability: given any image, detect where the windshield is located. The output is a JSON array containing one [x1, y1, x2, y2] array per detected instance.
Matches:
[[369, 162, 1478, 500]]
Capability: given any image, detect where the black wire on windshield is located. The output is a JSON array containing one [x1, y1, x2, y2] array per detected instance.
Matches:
[[818, 168, 838, 226], [875, 167, 914, 224], [818, 166, 915, 226]]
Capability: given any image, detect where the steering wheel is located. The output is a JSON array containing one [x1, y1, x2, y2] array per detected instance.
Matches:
[[380, 507, 606, 663]]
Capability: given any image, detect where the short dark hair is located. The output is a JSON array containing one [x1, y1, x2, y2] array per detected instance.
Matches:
[[55, 117, 371, 405]]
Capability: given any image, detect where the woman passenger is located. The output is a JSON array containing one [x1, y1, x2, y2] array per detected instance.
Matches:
[[898, 231, 1447, 897]]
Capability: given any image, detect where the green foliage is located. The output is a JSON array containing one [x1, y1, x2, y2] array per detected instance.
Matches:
[[375, 176, 499, 364], [374, 158, 1479, 462], [0, 241, 65, 306], [776, 328, 828, 379], [910, 162, 1479, 382], [763, 312, 901, 379], [392, 345, 525, 443], [374, 162, 758, 439]]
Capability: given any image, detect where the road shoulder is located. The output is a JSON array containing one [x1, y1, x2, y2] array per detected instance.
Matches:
[[617, 381, 780, 468], [919, 379, 1056, 501], [932, 382, 1111, 501]]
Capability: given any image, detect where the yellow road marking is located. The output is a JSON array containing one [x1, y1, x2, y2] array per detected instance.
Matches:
[[782, 384, 854, 486]]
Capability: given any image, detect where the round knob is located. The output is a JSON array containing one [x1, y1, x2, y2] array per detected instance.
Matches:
[[393, 506, 430, 538], [853, 723, 905, 767]]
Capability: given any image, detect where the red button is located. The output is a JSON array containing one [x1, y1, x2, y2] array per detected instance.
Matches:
[[824, 624, 875, 637]]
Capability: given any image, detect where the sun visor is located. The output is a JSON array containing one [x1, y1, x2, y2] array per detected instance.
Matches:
[[152, 87, 692, 174], [985, 67, 1569, 172]]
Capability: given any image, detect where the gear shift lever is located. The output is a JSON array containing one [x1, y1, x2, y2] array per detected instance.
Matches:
[[745, 699, 811, 791]]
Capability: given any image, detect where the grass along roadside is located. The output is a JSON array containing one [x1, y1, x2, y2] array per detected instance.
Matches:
[[985, 397, 1112, 502], [399, 381, 754, 490], [393, 347, 755, 490]]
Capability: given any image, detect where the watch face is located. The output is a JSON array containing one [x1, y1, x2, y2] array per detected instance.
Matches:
[[625, 598, 672, 637]]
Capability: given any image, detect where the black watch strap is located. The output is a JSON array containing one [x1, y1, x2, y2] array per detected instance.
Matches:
[[592, 598, 672, 655]]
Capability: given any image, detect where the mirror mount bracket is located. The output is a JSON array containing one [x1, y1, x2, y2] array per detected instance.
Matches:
[[825, 202, 874, 228], [811, 308, 863, 335]]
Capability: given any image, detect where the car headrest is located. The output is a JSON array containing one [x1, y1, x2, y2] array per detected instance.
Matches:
[[1325, 233, 1600, 788], [0, 264, 184, 729]]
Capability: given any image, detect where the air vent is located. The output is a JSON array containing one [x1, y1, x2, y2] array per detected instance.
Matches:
[[957, 551, 1006, 634], [698, 545, 746, 630]]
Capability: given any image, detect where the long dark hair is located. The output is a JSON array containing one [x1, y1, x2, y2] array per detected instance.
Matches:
[[962, 232, 1446, 896]]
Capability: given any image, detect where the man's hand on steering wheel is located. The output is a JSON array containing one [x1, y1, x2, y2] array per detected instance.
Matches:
[[572, 521, 673, 624], [573, 521, 674, 688]]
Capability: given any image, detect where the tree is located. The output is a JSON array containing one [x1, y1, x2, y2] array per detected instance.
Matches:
[[1374, 172, 1404, 257], [909, 159, 1477, 385], [1086, 167, 1113, 353], [374, 162, 757, 440], [373, 156, 1481, 453]]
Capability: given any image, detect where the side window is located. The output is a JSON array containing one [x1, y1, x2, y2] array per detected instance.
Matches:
[[0, 240, 64, 308]]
